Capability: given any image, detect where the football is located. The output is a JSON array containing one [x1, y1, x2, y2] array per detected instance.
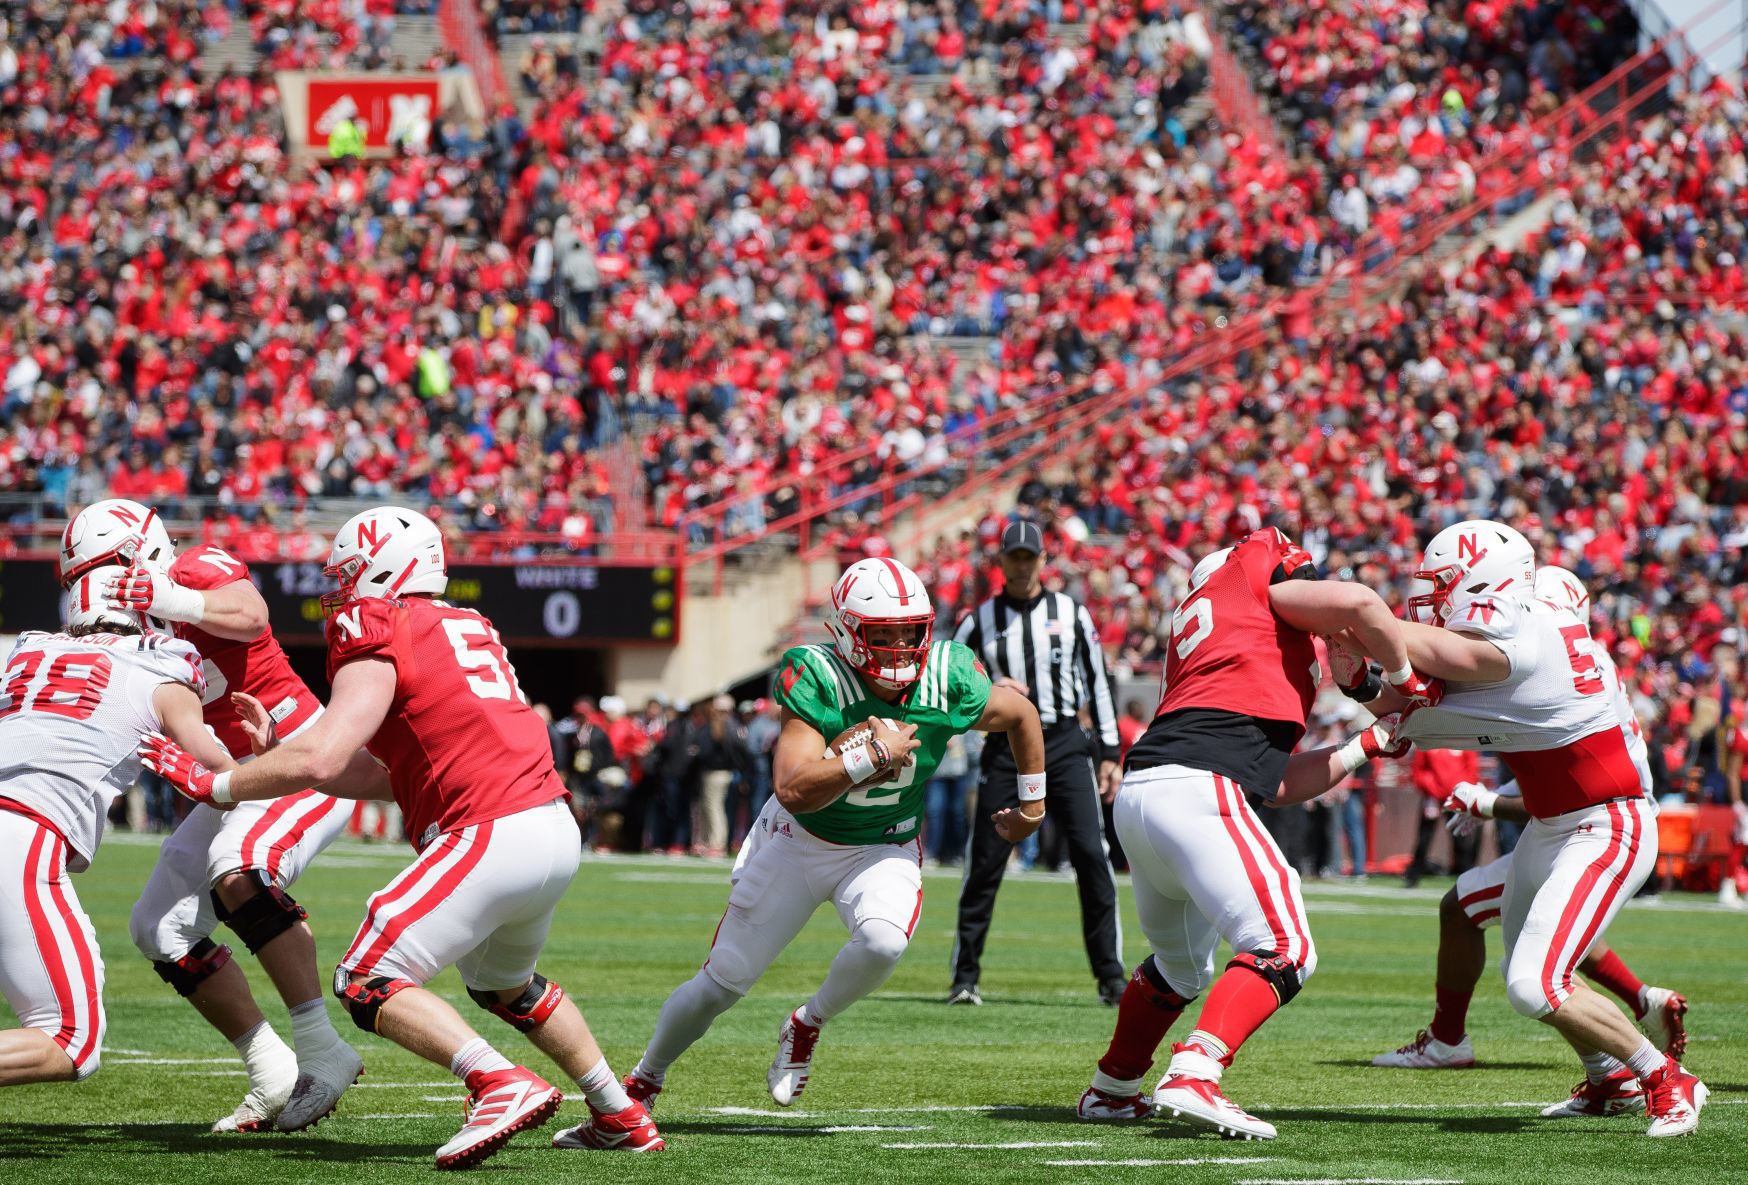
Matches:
[[822, 717, 914, 789]]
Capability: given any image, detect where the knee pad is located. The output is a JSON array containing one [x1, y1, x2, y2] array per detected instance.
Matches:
[[212, 872, 308, 955], [1505, 974, 1556, 1019], [853, 919, 910, 967], [151, 938, 234, 998], [1227, 949, 1306, 1007], [466, 974, 565, 1033], [335, 972, 417, 1033], [1134, 955, 1196, 1010]]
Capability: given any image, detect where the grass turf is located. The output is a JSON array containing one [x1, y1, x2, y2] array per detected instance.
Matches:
[[2, 833, 1743, 1183]]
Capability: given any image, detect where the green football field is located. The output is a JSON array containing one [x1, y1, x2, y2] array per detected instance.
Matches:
[[4, 833, 1743, 1184]]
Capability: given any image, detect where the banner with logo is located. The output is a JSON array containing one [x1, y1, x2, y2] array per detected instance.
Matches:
[[277, 70, 484, 157]]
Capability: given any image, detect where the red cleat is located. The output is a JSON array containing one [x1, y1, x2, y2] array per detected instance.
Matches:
[[434, 1066, 561, 1170]]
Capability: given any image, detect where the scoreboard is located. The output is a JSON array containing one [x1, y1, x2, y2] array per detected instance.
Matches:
[[0, 560, 679, 647]]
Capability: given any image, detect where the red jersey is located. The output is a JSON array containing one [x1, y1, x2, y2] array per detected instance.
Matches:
[[1126, 529, 1321, 796], [325, 596, 568, 849], [172, 546, 322, 756]]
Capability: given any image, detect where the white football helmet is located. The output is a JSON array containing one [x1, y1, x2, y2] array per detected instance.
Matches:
[[1189, 546, 1234, 591], [62, 564, 165, 636], [1535, 564, 1591, 618], [59, 498, 176, 586], [1407, 519, 1535, 628], [322, 506, 448, 610], [825, 557, 934, 691]]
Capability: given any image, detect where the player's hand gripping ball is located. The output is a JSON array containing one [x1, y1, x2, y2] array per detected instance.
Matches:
[[824, 718, 918, 788]]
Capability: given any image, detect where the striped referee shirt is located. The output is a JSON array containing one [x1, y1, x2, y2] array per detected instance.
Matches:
[[955, 591, 1120, 756]]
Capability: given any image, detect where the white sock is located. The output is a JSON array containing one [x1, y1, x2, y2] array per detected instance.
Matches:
[[289, 998, 339, 1059], [639, 971, 741, 1079], [232, 1020, 296, 1089], [1623, 1038, 1668, 1080], [577, 1056, 631, 1114], [1580, 1050, 1627, 1083], [805, 922, 907, 1023], [450, 1037, 514, 1082], [1184, 1030, 1230, 1063]]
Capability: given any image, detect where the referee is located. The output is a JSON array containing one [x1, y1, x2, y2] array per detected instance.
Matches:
[[948, 518, 1126, 1005]]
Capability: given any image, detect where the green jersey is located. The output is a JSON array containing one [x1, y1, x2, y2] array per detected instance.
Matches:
[[773, 640, 992, 845]]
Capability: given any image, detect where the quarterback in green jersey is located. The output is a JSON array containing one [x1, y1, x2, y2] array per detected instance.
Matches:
[[622, 558, 1045, 1111]]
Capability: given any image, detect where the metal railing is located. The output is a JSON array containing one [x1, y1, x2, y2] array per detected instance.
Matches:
[[438, 0, 506, 108]]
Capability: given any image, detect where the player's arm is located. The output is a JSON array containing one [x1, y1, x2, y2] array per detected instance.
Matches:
[[231, 691, 394, 800], [152, 681, 241, 773], [771, 709, 919, 815], [973, 685, 1046, 841], [1269, 580, 1437, 704], [144, 659, 396, 804], [1443, 778, 1531, 825], [1395, 619, 1511, 684], [107, 566, 270, 641], [1273, 715, 1411, 807]]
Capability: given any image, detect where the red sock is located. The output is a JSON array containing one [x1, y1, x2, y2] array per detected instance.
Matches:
[[1429, 982, 1472, 1046], [1097, 965, 1188, 1082], [1583, 949, 1647, 1017], [1192, 964, 1283, 1059]]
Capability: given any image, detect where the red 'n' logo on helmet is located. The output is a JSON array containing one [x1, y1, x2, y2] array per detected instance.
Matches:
[[1456, 534, 1485, 564], [357, 519, 388, 557], [110, 507, 142, 528]]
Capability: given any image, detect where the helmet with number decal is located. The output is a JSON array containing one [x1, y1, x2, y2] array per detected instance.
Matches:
[[1534, 564, 1590, 618], [825, 558, 934, 691], [58, 499, 176, 587], [62, 564, 159, 637], [1408, 519, 1535, 628], [1189, 546, 1234, 591], [323, 505, 448, 610]]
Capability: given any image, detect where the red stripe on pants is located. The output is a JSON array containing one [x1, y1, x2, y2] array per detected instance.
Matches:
[[350, 822, 493, 976], [341, 830, 465, 968], [43, 832, 101, 1070], [1213, 775, 1289, 956], [20, 828, 80, 1055], [1541, 802, 1632, 1011], [242, 794, 308, 871]]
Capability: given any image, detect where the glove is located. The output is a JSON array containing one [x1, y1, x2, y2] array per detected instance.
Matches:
[[1443, 781, 1498, 819], [106, 566, 205, 624], [1444, 812, 1481, 839], [139, 731, 233, 806], [1383, 663, 1443, 708], [1328, 642, 1381, 702], [1337, 714, 1412, 773]]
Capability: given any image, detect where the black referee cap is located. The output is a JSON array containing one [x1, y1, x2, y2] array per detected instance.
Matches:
[[1000, 519, 1044, 555]]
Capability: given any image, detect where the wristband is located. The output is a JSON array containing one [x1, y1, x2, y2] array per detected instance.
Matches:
[[1017, 773, 1046, 802], [841, 743, 877, 784], [211, 771, 234, 805], [159, 579, 206, 625], [1383, 663, 1415, 686], [1336, 735, 1370, 775], [1342, 666, 1383, 704], [1473, 788, 1498, 818]]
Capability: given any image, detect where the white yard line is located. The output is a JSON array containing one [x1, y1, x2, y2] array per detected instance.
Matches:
[[1034, 1167, 1272, 1174], [1236, 1179, 1463, 1185], [346, 1112, 440, 1120], [884, 1140, 1099, 1150], [111, 1057, 241, 1066], [718, 1125, 931, 1134]]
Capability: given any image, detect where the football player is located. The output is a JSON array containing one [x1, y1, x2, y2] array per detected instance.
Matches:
[[1342, 523, 1706, 1137], [0, 568, 233, 1086], [59, 499, 361, 1132], [141, 506, 662, 1168], [619, 557, 1046, 1111], [1365, 564, 1688, 1092], [1079, 528, 1439, 1140]]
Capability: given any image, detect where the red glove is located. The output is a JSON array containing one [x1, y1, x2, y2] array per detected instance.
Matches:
[[1338, 714, 1413, 773], [1385, 664, 1444, 708], [105, 565, 205, 623], [139, 731, 233, 807]]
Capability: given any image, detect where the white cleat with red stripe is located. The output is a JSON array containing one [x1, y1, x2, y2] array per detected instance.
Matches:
[[275, 1039, 365, 1132], [768, 1009, 822, 1106], [435, 1066, 562, 1170], [1639, 986, 1689, 1057], [1152, 1045, 1277, 1141]]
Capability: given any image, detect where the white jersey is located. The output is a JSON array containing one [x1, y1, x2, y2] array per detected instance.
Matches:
[[0, 631, 205, 869], [1397, 597, 1642, 818]]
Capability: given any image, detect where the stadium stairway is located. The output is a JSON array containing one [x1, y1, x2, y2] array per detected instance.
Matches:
[[198, 24, 259, 75], [390, 14, 446, 69]]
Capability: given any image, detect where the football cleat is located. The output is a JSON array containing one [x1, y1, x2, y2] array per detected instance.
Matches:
[[551, 1100, 665, 1151], [275, 1039, 365, 1131], [1540, 1069, 1646, 1118], [946, 984, 982, 1006], [767, 1009, 822, 1106], [435, 1066, 562, 1170], [1372, 1029, 1477, 1069], [212, 1058, 297, 1133], [622, 1070, 662, 1109], [1643, 1061, 1707, 1137], [1153, 1074, 1276, 1140], [1077, 1086, 1152, 1121], [1639, 987, 1689, 1057]]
